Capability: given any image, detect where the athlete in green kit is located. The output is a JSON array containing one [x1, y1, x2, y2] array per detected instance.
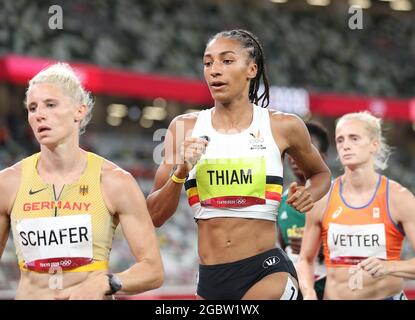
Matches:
[[277, 121, 329, 300]]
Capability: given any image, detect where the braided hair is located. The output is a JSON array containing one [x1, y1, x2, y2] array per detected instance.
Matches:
[[208, 29, 270, 108]]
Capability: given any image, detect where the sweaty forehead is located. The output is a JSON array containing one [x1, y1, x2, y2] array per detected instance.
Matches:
[[26, 82, 67, 103], [28, 82, 61, 94], [336, 119, 367, 136], [204, 37, 245, 56]]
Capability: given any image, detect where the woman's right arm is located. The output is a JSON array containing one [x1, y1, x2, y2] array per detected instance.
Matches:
[[297, 194, 327, 299], [146, 114, 207, 227], [0, 166, 20, 259], [0, 207, 10, 260]]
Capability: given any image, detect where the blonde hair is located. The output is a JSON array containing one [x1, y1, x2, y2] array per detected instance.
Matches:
[[26, 63, 94, 135], [336, 111, 391, 170]]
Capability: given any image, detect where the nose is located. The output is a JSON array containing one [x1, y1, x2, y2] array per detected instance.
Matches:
[[34, 106, 46, 122], [342, 139, 351, 151], [210, 60, 222, 77]]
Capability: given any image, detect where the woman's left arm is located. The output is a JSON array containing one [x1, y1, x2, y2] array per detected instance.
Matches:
[[55, 164, 164, 300], [104, 168, 164, 294], [359, 181, 415, 279], [271, 113, 331, 212]]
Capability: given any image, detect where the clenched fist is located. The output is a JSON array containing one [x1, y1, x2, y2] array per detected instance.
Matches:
[[286, 182, 314, 213], [179, 137, 209, 172]]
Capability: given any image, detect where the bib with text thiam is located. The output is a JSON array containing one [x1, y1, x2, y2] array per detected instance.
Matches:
[[196, 157, 266, 208]]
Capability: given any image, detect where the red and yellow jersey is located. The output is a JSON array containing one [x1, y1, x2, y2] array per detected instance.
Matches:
[[321, 175, 404, 267], [10, 152, 118, 273]]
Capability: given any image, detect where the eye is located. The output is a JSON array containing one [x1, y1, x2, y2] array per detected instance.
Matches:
[[47, 102, 56, 108], [223, 59, 233, 64], [204, 61, 212, 67], [28, 105, 36, 112]]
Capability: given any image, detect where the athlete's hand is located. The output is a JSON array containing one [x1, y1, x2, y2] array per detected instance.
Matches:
[[358, 257, 391, 278], [178, 137, 209, 173], [54, 272, 109, 300], [286, 182, 314, 213]]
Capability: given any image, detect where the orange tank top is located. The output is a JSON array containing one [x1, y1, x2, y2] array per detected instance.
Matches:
[[321, 175, 404, 267]]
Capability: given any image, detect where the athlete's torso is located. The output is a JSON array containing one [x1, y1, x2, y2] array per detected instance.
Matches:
[[324, 266, 404, 300], [185, 104, 284, 222], [321, 175, 405, 299], [184, 105, 285, 264], [10, 152, 118, 274]]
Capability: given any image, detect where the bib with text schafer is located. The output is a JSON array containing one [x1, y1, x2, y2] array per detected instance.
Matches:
[[16, 214, 93, 272]]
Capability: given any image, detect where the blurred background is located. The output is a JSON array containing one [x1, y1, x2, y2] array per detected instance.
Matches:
[[0, 0, 415, 299]]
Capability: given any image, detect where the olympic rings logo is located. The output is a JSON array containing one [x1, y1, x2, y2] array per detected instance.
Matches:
[[236, 198, 246, 205], [249, 138, 264, 144], [60, 260, 72, 267]]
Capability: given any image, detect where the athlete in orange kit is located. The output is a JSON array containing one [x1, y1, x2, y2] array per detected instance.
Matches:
[[298, 111, 415, 300]]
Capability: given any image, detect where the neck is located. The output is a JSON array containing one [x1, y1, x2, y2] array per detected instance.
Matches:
[[212, 101, 253, 131], [342, 165, 379, 192], [38, 141, 85, 178]]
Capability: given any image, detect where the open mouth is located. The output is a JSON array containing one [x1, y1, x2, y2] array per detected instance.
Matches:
[[211, 81, 226, 89], [37, 126, 51, 133]]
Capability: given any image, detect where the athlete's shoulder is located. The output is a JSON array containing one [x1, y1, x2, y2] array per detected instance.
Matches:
[[387, 178, 414, 202], [0, 161, 22, 185], [101, 158, 135, 186], [268, 111, 306, 135], [100, 158, 144, 214], [0, 160, 23, 211], [268, 110, 302, 124], [167, 111, 201, 135], [171, 111, 200, 125], [385, 178, 415, 222]]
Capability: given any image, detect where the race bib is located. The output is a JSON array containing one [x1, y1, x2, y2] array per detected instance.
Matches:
[[196, 157, 266, 207], [16, 215, 93, 271], [328, 223, 387, 265]]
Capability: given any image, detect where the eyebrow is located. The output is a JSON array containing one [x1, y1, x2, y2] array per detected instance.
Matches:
[[27, 98, 58, 108], [203, 50, 236, 58], [336, 133, 360, 140]]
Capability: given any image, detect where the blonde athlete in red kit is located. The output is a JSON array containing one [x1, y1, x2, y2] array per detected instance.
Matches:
[[147, 29, 331, 300], [298, 111, 415, 300], [0, 63, 164, 299]]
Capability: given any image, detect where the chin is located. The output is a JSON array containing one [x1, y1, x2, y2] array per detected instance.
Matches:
[[38, 137, 58, 148], [340, 159, 352, 166], [211, 93, 231, 104], [342, 161, 361, 170]]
